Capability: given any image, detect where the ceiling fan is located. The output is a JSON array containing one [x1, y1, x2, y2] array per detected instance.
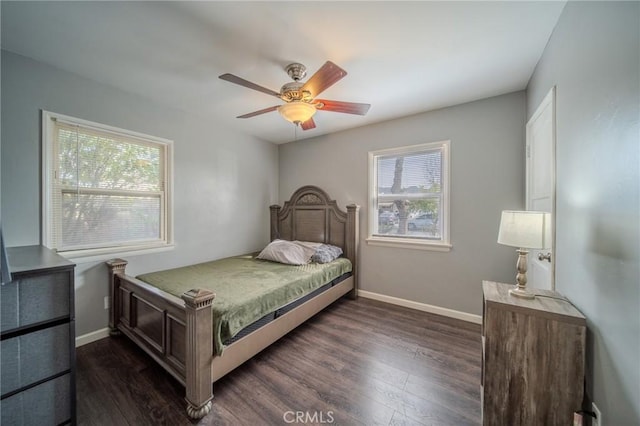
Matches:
[[219, 61, 371, 130]]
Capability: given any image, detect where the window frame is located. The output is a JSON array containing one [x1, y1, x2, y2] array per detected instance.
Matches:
[[367, 140, 452, 252], [42, 110, 174, 260]]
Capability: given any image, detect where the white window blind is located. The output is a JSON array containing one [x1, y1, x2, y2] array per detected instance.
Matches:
[[368, 141, 450, 249], [43, 111, 173, 255]]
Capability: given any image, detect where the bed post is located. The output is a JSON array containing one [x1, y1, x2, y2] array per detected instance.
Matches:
[[346, 204, 360, 300], [105, 258, 128, 336], [181, 288, 216, 419], [270, 204, 281, 241]]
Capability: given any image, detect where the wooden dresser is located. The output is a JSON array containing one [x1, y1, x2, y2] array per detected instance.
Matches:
[[481, 280, 586, 426], [1, 245, 76, 425]]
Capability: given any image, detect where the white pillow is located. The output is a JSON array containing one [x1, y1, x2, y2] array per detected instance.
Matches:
[[257, 239, 316, 265], [293, 240, 322, 250]]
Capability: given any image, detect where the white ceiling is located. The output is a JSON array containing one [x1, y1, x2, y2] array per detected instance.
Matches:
[[1, 1, 565, 144]]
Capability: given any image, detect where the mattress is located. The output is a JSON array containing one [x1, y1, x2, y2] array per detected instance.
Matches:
[[136, 254, 352, 355], [223, 273, 350, 345]]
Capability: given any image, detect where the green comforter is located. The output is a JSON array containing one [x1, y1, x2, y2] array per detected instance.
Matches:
[[136, 254, 352, 355]]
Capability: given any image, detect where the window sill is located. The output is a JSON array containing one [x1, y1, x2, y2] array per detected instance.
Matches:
[[54, 243, 175, 264], [366, 236, 452, 252]]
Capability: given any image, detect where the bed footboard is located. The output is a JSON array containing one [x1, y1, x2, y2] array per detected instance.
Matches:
[[106, 259, 215, 420]]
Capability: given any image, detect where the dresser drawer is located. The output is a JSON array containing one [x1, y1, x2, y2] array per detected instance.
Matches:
[[1, 372, 72, 426], [1, 271, 72, 332], [1, 323, 72, 395]]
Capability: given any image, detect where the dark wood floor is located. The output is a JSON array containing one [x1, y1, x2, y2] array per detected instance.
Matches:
[[77, 297, 482, 425]]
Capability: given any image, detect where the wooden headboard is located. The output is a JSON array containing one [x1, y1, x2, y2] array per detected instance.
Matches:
[[269, 185, 359, 281]]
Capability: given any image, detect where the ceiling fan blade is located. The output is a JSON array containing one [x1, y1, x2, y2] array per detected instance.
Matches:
[[315, 99, 371, 115], [301, 61, 347, 98], [237, 105, 279, 119], [300, 117, 316, 131], [219, 73, 281, 98]]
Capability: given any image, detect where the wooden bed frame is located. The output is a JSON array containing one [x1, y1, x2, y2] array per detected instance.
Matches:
[[106, 186, 359, 419]]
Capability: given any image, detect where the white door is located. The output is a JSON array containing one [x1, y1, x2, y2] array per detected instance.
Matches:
[[526, 87, 556, 290]]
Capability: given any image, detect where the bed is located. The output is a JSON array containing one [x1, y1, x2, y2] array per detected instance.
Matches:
[[105, 186, 359, 419]]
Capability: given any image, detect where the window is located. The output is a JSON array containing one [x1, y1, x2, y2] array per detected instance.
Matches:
[[42, 111, 173, 257], [367, 141, 451, 251]]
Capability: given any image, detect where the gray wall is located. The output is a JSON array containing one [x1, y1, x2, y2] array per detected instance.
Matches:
[[279, 92, 526, 316], [1, 51, 279, 336], [527, 2, 639, 423]]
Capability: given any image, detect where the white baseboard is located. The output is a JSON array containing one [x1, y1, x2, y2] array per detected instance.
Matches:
[[357, 290, 482, 324], [75, 327, 110, 347]]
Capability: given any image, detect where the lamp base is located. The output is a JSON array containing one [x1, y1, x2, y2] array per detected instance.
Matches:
[[509, 287, 535, 299]]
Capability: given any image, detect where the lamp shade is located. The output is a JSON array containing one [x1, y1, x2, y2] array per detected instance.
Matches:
[[277, 101, 316, 124], [497, 210, 551, 249]]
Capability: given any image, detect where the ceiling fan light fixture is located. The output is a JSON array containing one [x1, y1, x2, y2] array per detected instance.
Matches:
[[277, 101, 316, 124]]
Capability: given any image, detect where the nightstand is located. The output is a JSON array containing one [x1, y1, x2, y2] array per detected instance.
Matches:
[[481, 280, 586, 425]]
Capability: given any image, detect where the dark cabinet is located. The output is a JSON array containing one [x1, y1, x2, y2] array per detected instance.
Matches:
[[1, 246, 76, 425]]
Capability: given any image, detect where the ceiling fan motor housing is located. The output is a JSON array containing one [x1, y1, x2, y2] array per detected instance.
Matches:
[[280, 82, 312, 103]]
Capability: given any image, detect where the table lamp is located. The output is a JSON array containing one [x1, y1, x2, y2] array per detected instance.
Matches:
[[497, 210, 551, 299]]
